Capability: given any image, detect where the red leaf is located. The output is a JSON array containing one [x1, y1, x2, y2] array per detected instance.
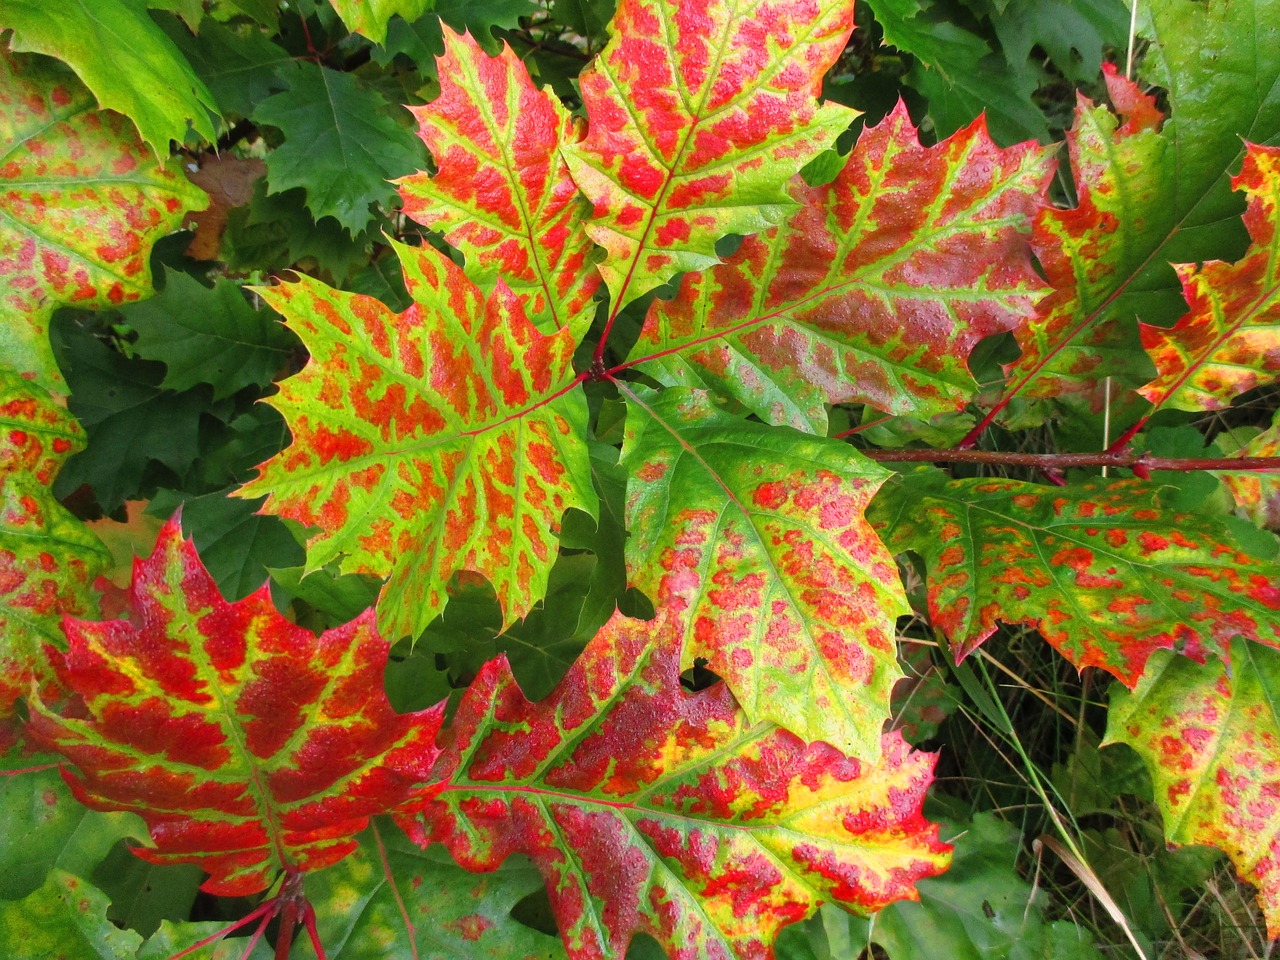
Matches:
[[27, 516, 444, 896]]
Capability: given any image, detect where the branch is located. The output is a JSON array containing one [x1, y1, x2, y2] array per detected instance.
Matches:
[[859, 447, 1280, 478]]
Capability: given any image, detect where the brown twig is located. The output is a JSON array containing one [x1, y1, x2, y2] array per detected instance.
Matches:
[[860, 447, 1280, 477]]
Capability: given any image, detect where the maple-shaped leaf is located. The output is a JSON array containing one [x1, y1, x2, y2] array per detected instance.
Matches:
[[626, 104, 1051, 434], [0, 370, 109, 722], [561, 0, 858, 309], [0, 870, 143, 960], [1138, 143, 1280, 412], [1217, 414, 1280, 531], [0, 50, 208, 393], [1104, 640, 1280, 938], [329, 0, 432, 43], [239, 239, 597, 640], [26, 516, 445, 897], [401, 608, 951, 960], [399, 28, 600, 336], [620, 386, 906, 759], [871, 470, 1280, 686]]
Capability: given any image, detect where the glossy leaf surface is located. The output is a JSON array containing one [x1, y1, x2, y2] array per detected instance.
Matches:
[[620, 386, 905, 759], [240, 240, 597, 640], [403, 609, 951, 960], [1105, 640, 1280, 937], [0, 50, 207, 392], [27, 517, 445, 896], [399, 29, 600, 336], [628, 105, 1050, 433], [562, 0, 858, 308], [1138, 144, 1280, 412], [873, 471, 1280, 685]]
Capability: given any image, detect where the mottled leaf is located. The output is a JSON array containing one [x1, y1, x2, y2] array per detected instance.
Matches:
[[305, 823, 568, 960], [1138, 143, 1280, 412], [255, 62, 426, 235], [561, 0, 858, 308], [0, 871, 142, 960], [1217, 414, 1280, 531], [872, 470, 1280, 686], [628, 105, 1050, 433], [27, 517, 445, 896], [0, 0, 219, 153], [329, 0, 433, 43], [239, 239, 597, 640], [620, 386, 906, 759], [399, 28, 600, 336], [402, 608, 951, 960], [1105, 640, 1280, 938], [0, 50, 207, 392]]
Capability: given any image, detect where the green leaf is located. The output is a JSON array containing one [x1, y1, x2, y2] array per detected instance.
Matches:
[[124, 269, 298, 400], [1105, 640, 1280, 938], [240, 239, 598, 640], [329, 0, 434, 43], [0, 871, 143, 960], [157, 15, 298, 119], [255, 62, 427, 235], [0, 0, 219, 153], [0, 50, 207, 392], [561, 0, 859, 309], [137, 921, 272, 959], [873, 470, 1280, 685], [304, 822, 569, 960], [620, 386, 907, 759]]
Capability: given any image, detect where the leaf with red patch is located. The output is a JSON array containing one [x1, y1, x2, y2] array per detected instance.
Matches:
[[619, 385, 906, 759], [399, 28, 600, 337], [0, 50, 207, 394], [1104, 639, 1280, 938], [238, 239, 597, 641], [561, 0, 858, 310], [26, 516, 445, 897], [1137, 143, 1280, 412], [871, 469, 1280, 686], [625, 104, 1051, 434], [0, 370, 109, 723], [400, 608, 951, 960], [1217, 413, 1280, 531]]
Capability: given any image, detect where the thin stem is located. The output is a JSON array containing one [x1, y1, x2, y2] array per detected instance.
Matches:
[[860, 447, 1280, 475]]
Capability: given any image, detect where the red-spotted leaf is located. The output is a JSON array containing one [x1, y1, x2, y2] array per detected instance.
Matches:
[[0, 370, 109, 722], [0, 50, 207, 393], [26, 516, 445, 897], [561, 0, 858, 309], [1217, 414, 1280, 531], [625, 104, 1051, 434], [871, 470, 1280, 686], [619, 385, 905, 759], [239, 239, 597, 640], [401, 608, 951, 960], [1138, 143, 1280, 412], [1104, 639, 1280, 937], [399, 28, 600, 336]]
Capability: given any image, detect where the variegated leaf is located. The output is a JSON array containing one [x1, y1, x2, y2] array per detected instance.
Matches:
[[620, 385, 905, 759], [401, 608, 951, 960], [1217, 414, 1280, 531], [626, 104, 1051, 434]]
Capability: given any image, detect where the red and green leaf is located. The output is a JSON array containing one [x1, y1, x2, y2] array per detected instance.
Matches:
[[399, 28, 600, 336], [0, 49, 207, 393], [239, 239, 598, 640], [1217, 414, 1280, 531], [872, 470, 1280, 686], [401, 608, 951, 960], [0, 371, 109, 723], [1104, 639, 1280, 937], [626, 104, 1051, 434], [561, 0, 858, 309], [26, 516, 445, 897], [1137, 143, 1280, 413], [619, 385, 906, 759]]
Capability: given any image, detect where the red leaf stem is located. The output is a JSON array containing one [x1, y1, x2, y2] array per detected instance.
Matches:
[[861, 448, 1280, 473]]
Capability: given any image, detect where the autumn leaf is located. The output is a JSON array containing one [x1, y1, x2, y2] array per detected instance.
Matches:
[[401, 608, 951, 960], [239, 239, 597, 640], [871, 470, 1280, 685], [625, 104, 1051, 434], [619, 385, 905, 760], [561, 0, 859, 309], [0, 49, 207, 393], [399, 28, 600, 336], [1217, 413, 1280, 531], [26, 516, 445, 896], [1105, 639, 1280, 938], [1137, 143, 1280, 412]]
